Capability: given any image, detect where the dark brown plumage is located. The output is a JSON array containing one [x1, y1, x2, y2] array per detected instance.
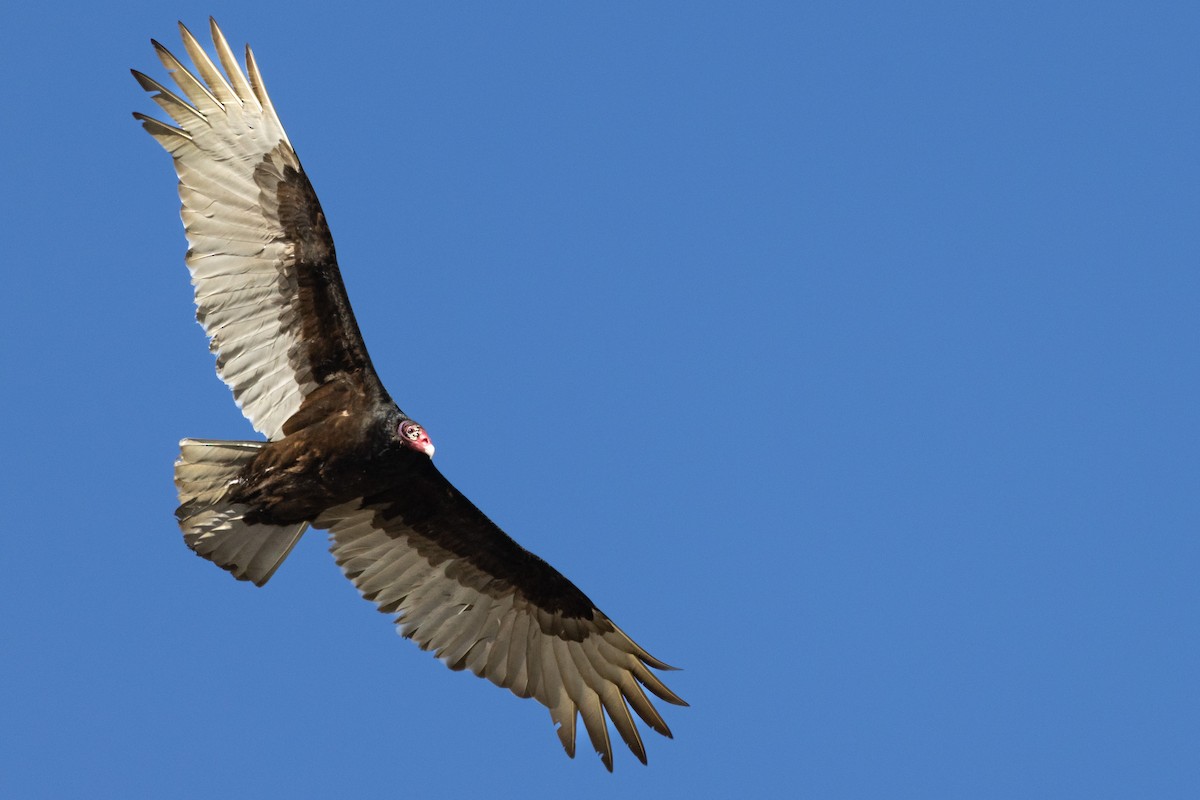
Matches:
[[134, 19, 684, 770]]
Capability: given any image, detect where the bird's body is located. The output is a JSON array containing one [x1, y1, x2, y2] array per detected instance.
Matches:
[[134, 19, 683, 770], [226, 392, 393, 528]]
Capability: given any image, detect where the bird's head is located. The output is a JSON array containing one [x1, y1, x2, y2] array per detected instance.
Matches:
[[398, 420, 435, 457]]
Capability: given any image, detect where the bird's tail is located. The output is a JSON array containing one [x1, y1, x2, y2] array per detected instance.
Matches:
[[174, 438, 308, 587]]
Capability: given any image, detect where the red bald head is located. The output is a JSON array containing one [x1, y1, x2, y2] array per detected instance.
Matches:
[[399, 420, 435, 457]]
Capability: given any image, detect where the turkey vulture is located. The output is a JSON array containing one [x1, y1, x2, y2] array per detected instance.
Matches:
[[132, 19, 684, 770]]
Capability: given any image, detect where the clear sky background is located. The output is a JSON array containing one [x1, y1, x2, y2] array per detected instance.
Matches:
[[3, 2, 1197, 798]]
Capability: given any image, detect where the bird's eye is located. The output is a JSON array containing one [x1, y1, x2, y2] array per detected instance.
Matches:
[[404, 424, 421, 440]]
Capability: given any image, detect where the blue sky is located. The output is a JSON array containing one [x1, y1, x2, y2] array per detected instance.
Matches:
[[3, 2, 1198, 797]]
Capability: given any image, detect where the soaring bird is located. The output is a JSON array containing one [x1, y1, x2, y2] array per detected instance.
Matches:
[[133, 19, 684, 770]]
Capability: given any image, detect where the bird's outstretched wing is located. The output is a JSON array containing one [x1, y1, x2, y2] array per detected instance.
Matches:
[[316, 458, 688, 771], [133, 19, 384, 439]]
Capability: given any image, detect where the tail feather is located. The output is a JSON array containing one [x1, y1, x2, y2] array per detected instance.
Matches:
[[174, 438, 307, 586]]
